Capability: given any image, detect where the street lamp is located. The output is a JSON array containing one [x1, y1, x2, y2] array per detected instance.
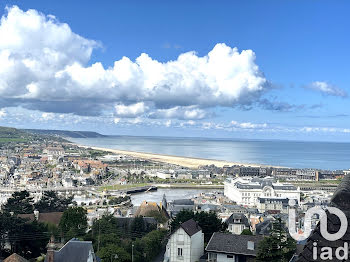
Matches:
[[132, 243, 134, 262]]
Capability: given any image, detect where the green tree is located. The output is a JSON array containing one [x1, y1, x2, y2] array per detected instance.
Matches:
[[140, 230, 167, 261], [15, 220, 50, 259], [256, 218, 296, 262], [91, 215, 121, 238], [241, 228, 253, 235], [170, 210, 227, 242], [59, 207, 87, 240], [3, 190, 34, 214], [34, 191, 73, 212], [144, 210, 167, 224], [109, 195, 130, 205], [131, 216, 146, 237], [0, 213, 49, 259], [97, 244, 131, 262]]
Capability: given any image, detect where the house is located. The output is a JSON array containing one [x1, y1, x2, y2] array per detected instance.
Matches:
[[135, 200, 169, 219], [44, 238, 98, 262], [255, 218, 273, 235], [167, 199, 195, 218], [115, 217, 158, 232], [3, 253, 29, 262], [205, 232, 264, 262], [164, 219, 204, 262], [225, 213, 250, 234], [18, 211, 63, 226]]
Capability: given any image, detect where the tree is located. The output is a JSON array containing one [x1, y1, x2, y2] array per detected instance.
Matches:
[[241, 228, 253, 235], [3, 190, 34, 214], [256, 218, 296, 262], [170, 210, 227, 242], [131, 230, 167, 262], [0, 213, 49, 259], [144, 210, 167, 224], [59, 207, 87, 240], [15, 220, 50, 259], [91, 214, 121, 238], [34, 191, 73, 212], [97, 244, 131, 262], [140, 230, 167, 261], [109, 195, 130, 205]]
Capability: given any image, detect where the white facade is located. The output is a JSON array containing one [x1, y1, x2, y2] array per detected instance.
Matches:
[[224, 177, 300, 207], [164, 227, 204, 262], [208, 252, 236, 262], [227, 222, 247, 235]]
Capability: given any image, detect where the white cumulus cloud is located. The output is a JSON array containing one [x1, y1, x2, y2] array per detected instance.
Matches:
[[230, 120, 268, 129], [0, 6, 269, 119], [114, 102, 149, 118], [149, 106, 209, 120], [307, 81, 347, 97]]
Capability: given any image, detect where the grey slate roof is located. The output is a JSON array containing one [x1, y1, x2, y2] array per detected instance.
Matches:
[[44, 239, 96, 262], [225, 213, 250, 227], [180, 219, 202, 236], [296, 174, 350, 262], [206, 232, 264, 256], [172, 199, 194, 205], [255, 218, 273, 235], [235, 177, 297, 190]]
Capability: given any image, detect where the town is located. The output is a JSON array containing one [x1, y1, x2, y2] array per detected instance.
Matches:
[[0, 127, 348, 262]]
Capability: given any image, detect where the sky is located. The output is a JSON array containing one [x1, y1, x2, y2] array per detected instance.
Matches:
[[0, 0, 349, 141]]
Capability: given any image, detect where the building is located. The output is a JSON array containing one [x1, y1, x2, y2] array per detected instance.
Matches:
[[295, 169, 318, 181], [135, 200, 168, 219], [45, 238, 97, 262], [257, 197, 293, 214], [164, 219, 204, 262], [225, 213, 250, 234], [4, 253, 29, 262], [272, 168, 295, 180], [239, 167, 260, 177], [18, 211, 63, 226], [205, 232, 264, 262], [224, 177, 300, 207], [167, 199, 195, 218]]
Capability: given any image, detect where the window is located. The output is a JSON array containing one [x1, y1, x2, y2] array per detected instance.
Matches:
[[209, 253, 217, 260], [227, 255, 234, 259], [178, 248, 183, 256]]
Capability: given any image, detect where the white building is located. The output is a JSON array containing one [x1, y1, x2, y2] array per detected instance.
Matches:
[[224, 177, 300, 207], [164, 219, 204, 262]]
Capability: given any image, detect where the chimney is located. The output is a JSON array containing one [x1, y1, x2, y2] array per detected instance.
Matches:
[[46, 235, 56, 262], [247, 241, 254, 250]]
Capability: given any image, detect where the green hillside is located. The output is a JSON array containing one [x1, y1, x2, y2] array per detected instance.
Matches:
[[0, 126, 31, 143]]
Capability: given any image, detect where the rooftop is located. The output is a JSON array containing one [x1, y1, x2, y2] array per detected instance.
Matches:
[[206, 232, 264, 256], [179, 219, 202, 236]]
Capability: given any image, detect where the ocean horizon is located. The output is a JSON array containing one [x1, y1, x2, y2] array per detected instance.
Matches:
[[68, 135, 350, 170]]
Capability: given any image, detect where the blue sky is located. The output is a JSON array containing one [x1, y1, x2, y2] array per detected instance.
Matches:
[[0, 0, 349, 141]]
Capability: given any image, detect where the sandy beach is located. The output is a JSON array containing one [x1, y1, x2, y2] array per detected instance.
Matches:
[[77, 144, 283, 169]]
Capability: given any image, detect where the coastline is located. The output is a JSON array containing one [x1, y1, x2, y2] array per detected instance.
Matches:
[[72, 142, 285, 169]]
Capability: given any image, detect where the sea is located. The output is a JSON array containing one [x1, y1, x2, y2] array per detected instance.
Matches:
[[68, 136, 350, 170]]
